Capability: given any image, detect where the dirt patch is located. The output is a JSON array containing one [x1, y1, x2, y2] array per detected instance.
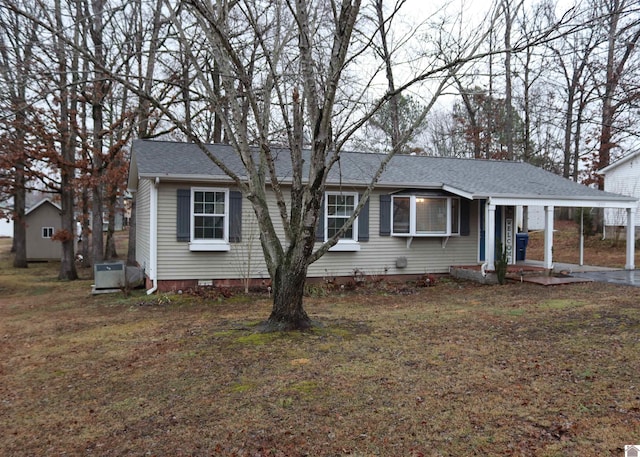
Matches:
[[527, 219, 633, 268]]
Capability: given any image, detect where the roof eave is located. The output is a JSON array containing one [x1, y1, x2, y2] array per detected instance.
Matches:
[[599, 150, 640, 174], [489, 195, 637, 208]]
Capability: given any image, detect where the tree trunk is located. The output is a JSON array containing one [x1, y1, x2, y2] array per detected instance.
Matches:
[[59, 175, 78, 280], [90, 0, 106, 263], [502, 0, 514, 161], [104, 193, 118, 260], [80, 187, 91, 267], [12, 165, 27, 268], [264, 261, 312, 331], [55, 0, 78, 280]]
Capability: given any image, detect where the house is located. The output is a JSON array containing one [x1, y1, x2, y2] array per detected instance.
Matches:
[[600, 150, 640, 239], [24, 198, 62, 261], [127, 140, 637, 293]]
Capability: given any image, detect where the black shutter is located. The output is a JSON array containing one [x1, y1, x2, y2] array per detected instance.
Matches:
[[176, 189, 191, 242], [315, 197, 325, 242], [460, 198, 471, 236], [358, 194, 369, 241], [379, 194, 391, 236], [229, 191, 242, 243]]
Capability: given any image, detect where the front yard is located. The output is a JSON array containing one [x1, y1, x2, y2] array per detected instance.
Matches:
[[0, 237, 639, 456]]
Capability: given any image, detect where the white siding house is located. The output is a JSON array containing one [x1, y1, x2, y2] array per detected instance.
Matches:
[[601, 151, 640, 239]]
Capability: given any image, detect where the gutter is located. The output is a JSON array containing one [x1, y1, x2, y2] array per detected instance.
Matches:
[[147, 177, 159, 295]]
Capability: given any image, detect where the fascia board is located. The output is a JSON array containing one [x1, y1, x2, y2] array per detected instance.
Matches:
[[489, 196, 638, 209]]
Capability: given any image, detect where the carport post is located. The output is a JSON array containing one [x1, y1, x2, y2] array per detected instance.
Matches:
[[544, 205, 554, 270], [626, 207, 636, 270], [579, 210, 584, 266], [486, 203, 496, 271]]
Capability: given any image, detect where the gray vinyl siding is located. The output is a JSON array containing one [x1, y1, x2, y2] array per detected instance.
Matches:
[[310, 189, 479, 277], [309, 190, 479, 278], [135, 179, 151, 274], [156, 182, 268, 281], [154, 181, 479, 281]]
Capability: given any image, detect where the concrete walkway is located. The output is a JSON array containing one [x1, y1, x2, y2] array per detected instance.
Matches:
[[521, 260, 640, 287], [568, 269, 640, 287]]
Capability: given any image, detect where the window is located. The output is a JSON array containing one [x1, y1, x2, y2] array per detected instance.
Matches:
[[391, 195, 460, 236], [323, 192, 361, 251], [326, 193, 357, 240], [393, 197, 410, 234], [416, 198, 447, 234], [190, 188, 230, 251], [42, 227, 54, 238]]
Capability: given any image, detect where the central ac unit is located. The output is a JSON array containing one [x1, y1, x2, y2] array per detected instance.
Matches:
[[94, 262, 125, 290]]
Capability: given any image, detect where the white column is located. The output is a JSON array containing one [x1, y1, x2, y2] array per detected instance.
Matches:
[[486, 203, 496, 271], [626, 207, 636, 270], [544, 205, 554, 270], [579, 209, 584, 266]]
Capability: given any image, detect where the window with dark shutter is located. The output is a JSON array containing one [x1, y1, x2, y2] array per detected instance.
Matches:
[[379, 194, 391, 236], [460, 198, 471, 236], [358, 194, 369, 242], [176, 189, 191, 242], [229, 191, 242, 243]]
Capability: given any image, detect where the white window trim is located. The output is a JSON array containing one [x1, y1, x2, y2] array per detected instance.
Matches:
[[189, 187, 230, 252], [42, 227, 54, 238], [325, 191, 360, 252], [391, 195, 460, 237]]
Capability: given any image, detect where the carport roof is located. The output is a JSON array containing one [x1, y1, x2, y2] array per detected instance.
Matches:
[[128, 139, 637, 208]]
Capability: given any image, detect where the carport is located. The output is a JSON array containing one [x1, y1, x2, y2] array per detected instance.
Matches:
[[483, 196, 637, 272]]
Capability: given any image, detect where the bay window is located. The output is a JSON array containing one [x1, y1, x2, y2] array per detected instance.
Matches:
[[391, 195, 460, 236]]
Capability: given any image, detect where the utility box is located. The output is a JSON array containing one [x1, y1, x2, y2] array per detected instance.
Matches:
[[94, 262, 125, 290]]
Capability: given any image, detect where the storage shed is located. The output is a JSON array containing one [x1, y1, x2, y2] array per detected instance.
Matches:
[[24, 199, 62, 261]]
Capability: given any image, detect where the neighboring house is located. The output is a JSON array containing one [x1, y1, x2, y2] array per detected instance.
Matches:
[[24, 198, 62, 261], [600, 150, 640, 239], [516, 205, 545, 231], [127, 140, 637, 293]]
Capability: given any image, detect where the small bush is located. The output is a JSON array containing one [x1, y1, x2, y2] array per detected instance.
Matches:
[[495, 241, 509, 285], [574, 208, 596, 237]]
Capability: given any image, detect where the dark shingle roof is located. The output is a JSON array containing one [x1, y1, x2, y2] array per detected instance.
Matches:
[[129, 139, 635, 203]]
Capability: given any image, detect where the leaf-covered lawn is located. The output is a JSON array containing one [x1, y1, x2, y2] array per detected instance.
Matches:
[[1, 240, 639, 457], [527, 220, 632, 269]]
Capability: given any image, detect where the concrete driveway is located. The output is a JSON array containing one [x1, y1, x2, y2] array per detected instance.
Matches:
[[522, 260, 640, 287], [568, 269, 640, 287]]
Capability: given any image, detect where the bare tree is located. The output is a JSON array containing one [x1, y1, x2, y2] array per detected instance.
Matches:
[[52, 0, 79, 280], [0, 0, 40, 268], [149, 0, 499, 330], [594, 0, 640, 189]]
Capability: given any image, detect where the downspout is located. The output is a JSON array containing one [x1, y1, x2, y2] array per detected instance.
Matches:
[[147, 177, 159, 295]]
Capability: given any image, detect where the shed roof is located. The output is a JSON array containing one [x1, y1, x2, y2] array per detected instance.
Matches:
[[25, 198, 61, 216], [128, 139, 636, 208]]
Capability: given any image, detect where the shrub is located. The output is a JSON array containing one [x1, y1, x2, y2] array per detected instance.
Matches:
[[495, 241, 509, 285]]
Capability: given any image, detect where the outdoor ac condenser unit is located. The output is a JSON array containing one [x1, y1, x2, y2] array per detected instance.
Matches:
[[94, 261, 125, 290]]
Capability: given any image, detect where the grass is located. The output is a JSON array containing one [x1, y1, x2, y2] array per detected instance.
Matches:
[[1, 235, 639, 456]]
